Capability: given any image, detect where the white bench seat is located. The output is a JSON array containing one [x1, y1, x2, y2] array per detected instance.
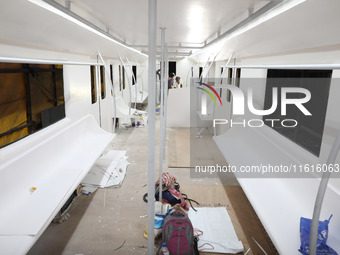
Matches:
[[213, 125, 340, 255], [0, 114, 114, 254]]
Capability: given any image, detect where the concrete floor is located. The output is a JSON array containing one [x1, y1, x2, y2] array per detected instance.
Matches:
[[28, 117, 277, 255]]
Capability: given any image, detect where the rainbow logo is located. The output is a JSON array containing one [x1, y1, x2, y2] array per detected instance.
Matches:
[[196, 81, 222, 106]]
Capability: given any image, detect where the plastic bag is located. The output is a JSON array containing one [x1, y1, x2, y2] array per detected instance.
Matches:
[[144, 202, 172, 239], [299, 215, 338, 255]]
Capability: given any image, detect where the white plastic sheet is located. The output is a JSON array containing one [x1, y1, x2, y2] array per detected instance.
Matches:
[[81, 150, 128, 189], [188, 207, 244, 254]]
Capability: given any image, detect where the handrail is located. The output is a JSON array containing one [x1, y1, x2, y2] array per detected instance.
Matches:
[[310, 130, 340, 255]]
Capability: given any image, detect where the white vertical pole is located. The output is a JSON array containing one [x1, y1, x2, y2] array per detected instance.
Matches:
[[147, 0, 156, 254], [309, 131, 340, 255], [164, 50, 169, 132], [159, 28, 166, 203]]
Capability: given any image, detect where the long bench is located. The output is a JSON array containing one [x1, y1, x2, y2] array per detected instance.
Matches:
[[213, 124, 340, 254], [0, 114, 114, 255]]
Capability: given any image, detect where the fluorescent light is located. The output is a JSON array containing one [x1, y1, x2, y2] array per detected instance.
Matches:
[[28, 0, 147, 57], [0, 56, 102, 66], [187, 5, 205, 42], [189, 0, 307, 59]]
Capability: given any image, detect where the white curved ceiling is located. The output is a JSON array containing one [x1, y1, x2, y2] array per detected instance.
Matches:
[[1, 0, 340, 62]]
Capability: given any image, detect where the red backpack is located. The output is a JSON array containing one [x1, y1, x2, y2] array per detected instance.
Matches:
[[162, 210, 194, 255]]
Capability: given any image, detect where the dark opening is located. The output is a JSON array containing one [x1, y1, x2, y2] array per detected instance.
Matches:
[[169, 61, 176, 76], [227, 68, 233, 84], [199, 67, 203, 79], [263, 69, 332, 156], [100, 66, 106, 99], [122, 66, 126, 90], [227, 68, 233, 102], [90, 66, 97, 104], [110, 65, 113, 96], [235, 68, 241, 87], [119, 65, 122, 91], [220, 67, 224, 97], [132, 65, 137, 85]]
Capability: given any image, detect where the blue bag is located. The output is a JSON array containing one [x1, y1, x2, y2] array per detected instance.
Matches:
[[299, 215, 338, 255]]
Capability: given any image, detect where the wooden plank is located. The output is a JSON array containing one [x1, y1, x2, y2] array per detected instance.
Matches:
[[167, 128, 191, 168], [167, 127, 228, 169]]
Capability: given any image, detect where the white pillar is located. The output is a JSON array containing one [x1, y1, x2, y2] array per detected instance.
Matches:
[[310, 131, 340, 255], [159, 28, 166, 203], [147, 0, 156, 254]]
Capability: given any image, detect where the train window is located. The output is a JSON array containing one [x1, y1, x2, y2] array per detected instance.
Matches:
[[100, 66, 106, 99], [220, 67, 223, 97], [0, 63, 65, 148], [227, 68, 233, 84], [90, 65, 97, 104], [110, 64, 113, 96], [122, 66, 126, 90], [119, 65, 122, 91], [132, 65, 137, 85], [199, 67, 203, 79], [227, 68, 233, 102], [264, 69, 332, 156], [235, 68, 241, 87]]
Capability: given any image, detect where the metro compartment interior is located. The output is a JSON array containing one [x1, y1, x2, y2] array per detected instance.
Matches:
[[1, 1, 340, 255]]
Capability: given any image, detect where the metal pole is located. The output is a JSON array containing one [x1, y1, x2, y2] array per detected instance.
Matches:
[[147, 0, 156, 254], [159, 28, 166, 203], [164, 50, 169, 143], [309, 131, 340, 255]]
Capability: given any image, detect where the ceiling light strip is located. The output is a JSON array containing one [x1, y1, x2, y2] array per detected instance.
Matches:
[[28, 0, 147, 57], [217, 63, 340, 70], [0, 56, 103, 66], [190, 0, 305, 58], [131, 45, 203, 50]]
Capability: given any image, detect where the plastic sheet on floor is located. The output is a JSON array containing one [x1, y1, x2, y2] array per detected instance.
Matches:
[[81, 150, 128, 190], [188, 207, 244, 254]]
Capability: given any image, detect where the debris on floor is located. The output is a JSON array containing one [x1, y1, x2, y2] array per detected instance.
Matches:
[[81, 185, 97, 195], [81, 150, 129, 193], [252, 237, 268, 255], [53, 185, 83, 223], [132, 113, 147, 128]]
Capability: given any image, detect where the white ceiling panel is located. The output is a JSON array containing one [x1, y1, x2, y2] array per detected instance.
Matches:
[[1, 0, 340, 62], [213, 0, 340, 61], [69, 0, 270, 46]]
